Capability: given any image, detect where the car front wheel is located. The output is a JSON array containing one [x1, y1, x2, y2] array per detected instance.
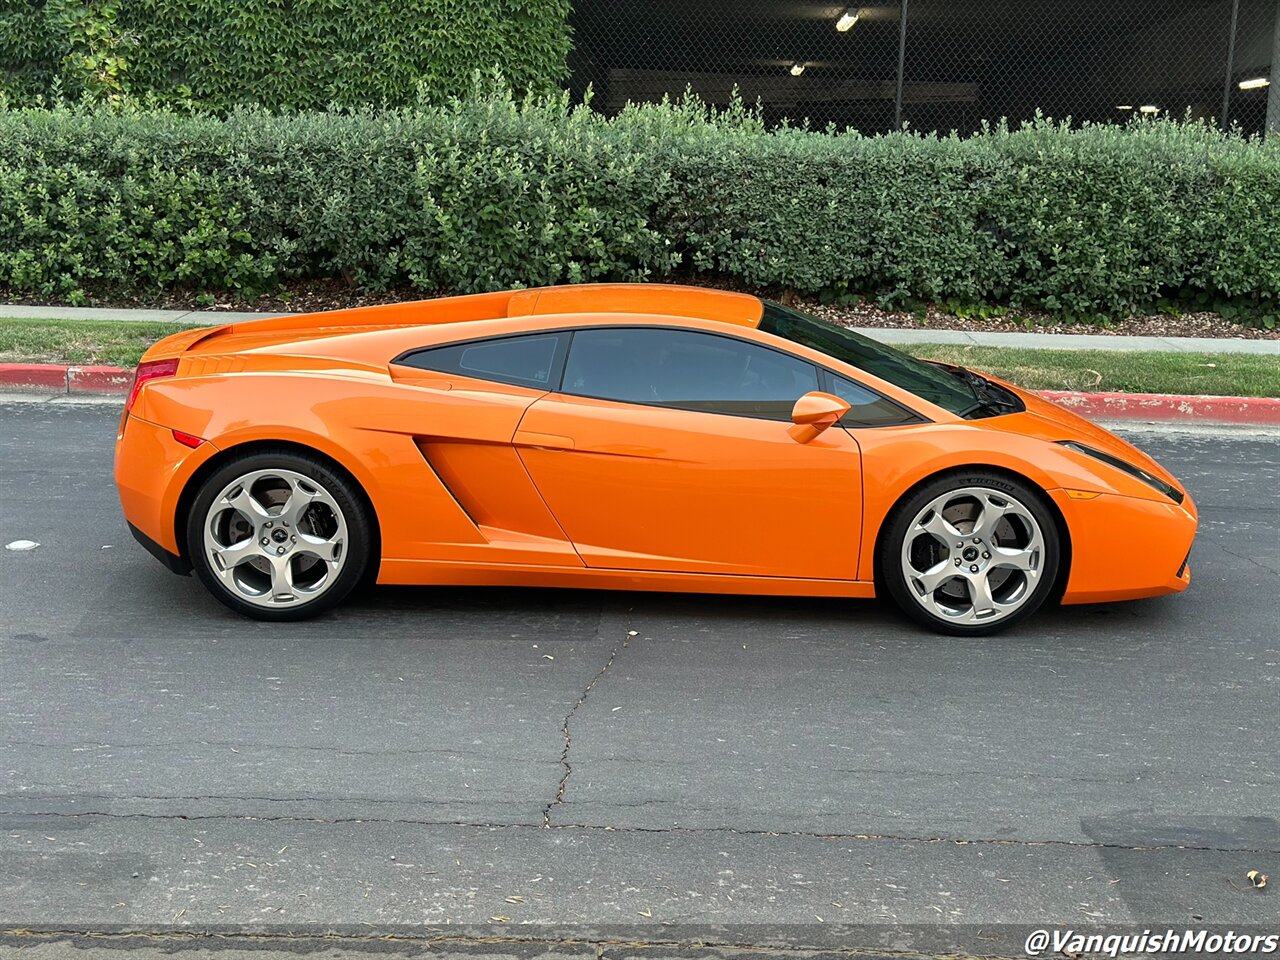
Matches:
[[880, 471, 1060, 636], [187, 450, 372, 621]]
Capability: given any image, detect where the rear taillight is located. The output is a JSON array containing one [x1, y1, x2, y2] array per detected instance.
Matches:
[[126, 358, 180, 412]]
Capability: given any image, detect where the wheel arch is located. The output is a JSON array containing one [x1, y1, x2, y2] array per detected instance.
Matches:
[[174, 439, 382, 585], [871, 463, 1072, 604]]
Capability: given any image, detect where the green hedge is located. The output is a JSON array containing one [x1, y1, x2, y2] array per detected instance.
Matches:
[[1, 91, 1278, 322], [0, 0, 570, 110]]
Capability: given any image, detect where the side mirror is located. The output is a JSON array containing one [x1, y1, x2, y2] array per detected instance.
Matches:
[[788, 391, 852, 444]]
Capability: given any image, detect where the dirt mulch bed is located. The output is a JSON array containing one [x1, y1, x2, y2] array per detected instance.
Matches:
[[4, 279, 1277, 340]]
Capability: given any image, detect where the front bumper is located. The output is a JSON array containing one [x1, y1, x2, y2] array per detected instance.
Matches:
[[1053, 489, 1197, 604]]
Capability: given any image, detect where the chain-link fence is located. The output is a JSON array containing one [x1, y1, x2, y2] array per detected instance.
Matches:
[[568, 0, 1279, 136]]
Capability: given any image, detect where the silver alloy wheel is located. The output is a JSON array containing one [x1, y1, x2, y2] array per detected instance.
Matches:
[[899, 485, 1045, 626], [202, 467, 349, 609]]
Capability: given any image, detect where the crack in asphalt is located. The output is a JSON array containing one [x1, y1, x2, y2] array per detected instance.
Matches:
[[542, 613, 633, 828], [4, 808, 1276, 855], [1209, 539, 1280, 578]]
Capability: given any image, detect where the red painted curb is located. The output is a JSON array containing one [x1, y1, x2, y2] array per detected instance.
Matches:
[[0, 364, 1277, 423], [68, 365, 132, 394], [0, 363, 130, 395], [1039, 391, 1280, 426], [0, 362, 69, 392]]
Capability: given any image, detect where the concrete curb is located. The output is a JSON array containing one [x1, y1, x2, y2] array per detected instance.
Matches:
[[1038, 390, 1280, 426], [0, 363, 132, 396], [3, 363, 1280, 424]]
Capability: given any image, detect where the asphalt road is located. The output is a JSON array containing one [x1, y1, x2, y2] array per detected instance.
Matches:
[[1, 399, 1277, 958]]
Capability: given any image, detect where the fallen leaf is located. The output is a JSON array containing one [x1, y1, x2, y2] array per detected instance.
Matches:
[[627, 630, 638, 636], [543, 655, 554, 660], [638, 908, 652, 918], [489, 915, 510, 923], [5, 540, 39, 551], [505, 895, 525, 903]]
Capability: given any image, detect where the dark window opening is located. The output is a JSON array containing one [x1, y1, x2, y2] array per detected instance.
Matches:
[[826, 374, 922, 428], [562, 326, 819, 420], [396, 333, 568, 389]]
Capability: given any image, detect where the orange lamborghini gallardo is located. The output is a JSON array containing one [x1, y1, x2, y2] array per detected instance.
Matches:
[[114, 284, 1196, 635]]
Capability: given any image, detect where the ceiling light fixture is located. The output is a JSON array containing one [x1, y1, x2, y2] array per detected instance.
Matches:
[[1238, 76, 1270, 90], [790, 62, 806, 77], [836, 9, 859, 31]]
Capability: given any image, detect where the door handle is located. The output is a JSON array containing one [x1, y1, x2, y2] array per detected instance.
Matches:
[[513, 430, 575, 450]]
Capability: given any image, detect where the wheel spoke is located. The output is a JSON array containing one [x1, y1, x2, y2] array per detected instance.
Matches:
[[993, 545, 1039, 573], [968, 571, 998, 618], [970, 495, 1009, 540], [212, 537, 257, 571], [279, 481, 320, 528], [912, 560, 958, 596], [296, 535, 341, 564], [268, 556, 295, 601], [226, 486, 271, 523], [919, 510, 962, 543]]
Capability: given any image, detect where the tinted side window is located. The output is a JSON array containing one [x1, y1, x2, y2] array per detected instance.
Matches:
[[563, 328, 818, 420], [398, 333, 566, 389], [829, 375, 921, 427]]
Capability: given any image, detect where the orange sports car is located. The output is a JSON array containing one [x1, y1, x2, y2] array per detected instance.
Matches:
[[114, 283, 1196, 635]]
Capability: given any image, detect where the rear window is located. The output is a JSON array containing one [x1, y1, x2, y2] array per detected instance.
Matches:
[[397, 333, 567, 389]]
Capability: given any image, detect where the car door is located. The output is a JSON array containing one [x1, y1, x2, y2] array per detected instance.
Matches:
[[514, 326, 864, 580], [389, 330, 585, 567]]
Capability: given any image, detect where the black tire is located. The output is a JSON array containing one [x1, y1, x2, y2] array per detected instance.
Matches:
[[878, 470, 1061, 637], [186, 449, 373, 621]]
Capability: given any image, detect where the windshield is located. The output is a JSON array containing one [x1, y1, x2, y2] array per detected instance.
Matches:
[[759, 301, 985, 416]]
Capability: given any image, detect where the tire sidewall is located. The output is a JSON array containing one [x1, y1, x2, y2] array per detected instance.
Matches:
[[879, 471, 1060, 637], [186, 451, 371, 621]]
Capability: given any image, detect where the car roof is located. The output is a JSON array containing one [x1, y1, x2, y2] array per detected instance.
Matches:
[[154, 284, 766, 362]]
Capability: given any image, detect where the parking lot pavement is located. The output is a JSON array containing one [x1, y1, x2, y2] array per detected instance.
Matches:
[[1, 402, 1278, 957]]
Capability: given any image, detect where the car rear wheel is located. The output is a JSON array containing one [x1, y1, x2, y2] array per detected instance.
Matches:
[[187, 451, 372, 621], [880, 471, 1060, 636]]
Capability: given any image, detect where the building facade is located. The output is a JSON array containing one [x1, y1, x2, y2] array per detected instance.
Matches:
[[569, 0, 1279, 135]]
